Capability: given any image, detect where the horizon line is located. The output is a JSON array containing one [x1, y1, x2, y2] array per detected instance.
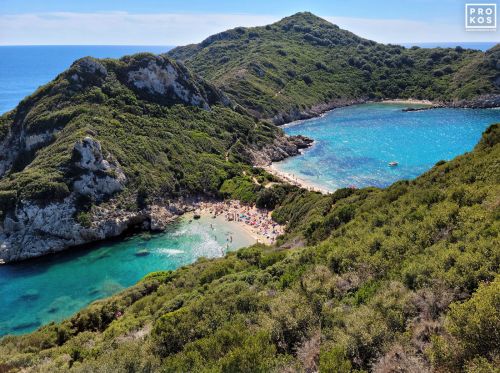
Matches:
[[0, 41, 498, 47]]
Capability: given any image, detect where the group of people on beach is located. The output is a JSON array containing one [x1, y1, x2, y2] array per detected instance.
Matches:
[[194, 200, 284, 244]]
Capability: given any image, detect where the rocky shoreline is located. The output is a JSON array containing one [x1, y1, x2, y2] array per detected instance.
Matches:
[[271, 97, 368, 125], [248, 134, 314, 166], [270, 94, 500, 126]]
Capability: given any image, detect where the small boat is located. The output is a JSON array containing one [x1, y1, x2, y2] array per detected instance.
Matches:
[[388, 161, 398, 167]]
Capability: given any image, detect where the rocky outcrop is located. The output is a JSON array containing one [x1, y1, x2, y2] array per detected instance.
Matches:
[[0, 136, 132, 263], [0, 122, 58, 179], [0, 196, 194, 263], [128, 60, 209, 109], [69, 57, 108, 88], [0, 197, 145, 262], [248, 134, 313, 166], [125, 55, 231, 109], [445, 94, 500, 109], [272, 98, 367, 125], [72, 137, 127, 202], [147, 202, 188, 232]]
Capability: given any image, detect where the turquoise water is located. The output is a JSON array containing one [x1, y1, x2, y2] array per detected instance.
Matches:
[[0, 215, 254, 337], [276, 104, 500, 191]]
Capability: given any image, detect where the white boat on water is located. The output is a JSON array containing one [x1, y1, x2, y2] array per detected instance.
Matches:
[[388, 161, 398, 167]]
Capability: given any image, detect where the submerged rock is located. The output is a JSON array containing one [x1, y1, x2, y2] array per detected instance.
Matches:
[[135, 249, 150, 257]]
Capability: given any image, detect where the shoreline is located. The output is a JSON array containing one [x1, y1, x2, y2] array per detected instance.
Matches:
[[273, 94, 500, 127], [278, 99, 434, 130], [263, 164, 331, 194], [188, 200, 284, 245], [379, 98, 434, 105]]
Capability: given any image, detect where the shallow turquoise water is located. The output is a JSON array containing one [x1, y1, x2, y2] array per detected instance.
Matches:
[[0, 215, 254, 336], [276, 104, 500, 191]]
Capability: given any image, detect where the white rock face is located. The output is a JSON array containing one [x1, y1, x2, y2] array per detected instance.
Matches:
[[73, 137, 127, 201], [0, 136, 132, 262], [127, 59, 210, 109], [77, 57, 108, 76], [0, 197, 145, 262], [0, 121, 60, 179], [24, 132, 54, 151], [0, 199, 191, 262]]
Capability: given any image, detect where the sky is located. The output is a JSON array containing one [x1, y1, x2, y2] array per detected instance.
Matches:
[[0, 0, 498, 45]]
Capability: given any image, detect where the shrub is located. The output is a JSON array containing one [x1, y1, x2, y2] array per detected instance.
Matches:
[[255, 187, 283, 209], [76, 211, 92, 228], [446, 278, 500, 359], [302, 75, 313, 85]]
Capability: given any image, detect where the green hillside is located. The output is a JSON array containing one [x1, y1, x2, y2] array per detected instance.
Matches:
[[169, 12, 500, 121], [1, 123, 498, 371], [0, 53, 304, 262], [0, 12, 499, 373], [0, 53, 279, 206]]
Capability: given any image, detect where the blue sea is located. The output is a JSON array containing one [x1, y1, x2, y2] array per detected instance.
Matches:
[[402, 42, 497, 51], [276, 104, 500, 191], [0, 45, 172, 114]]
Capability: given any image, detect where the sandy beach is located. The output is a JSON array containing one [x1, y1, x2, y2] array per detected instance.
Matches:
[[380, 98, 434, 105], [263, 164, 331, 194], [187, 200, 285, 245]]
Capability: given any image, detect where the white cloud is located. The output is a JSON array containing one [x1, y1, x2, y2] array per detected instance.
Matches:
[[0, 12, 280, 45], [0, 11, 497, 46]]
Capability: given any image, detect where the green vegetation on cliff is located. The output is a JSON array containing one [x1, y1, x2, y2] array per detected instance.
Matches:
[[170, 12, 500, 120], [1, 124, 498, 372], [0, 53, 282, 215]]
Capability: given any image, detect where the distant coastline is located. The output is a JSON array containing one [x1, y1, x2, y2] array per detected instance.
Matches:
[[402, 41, 497, 51]]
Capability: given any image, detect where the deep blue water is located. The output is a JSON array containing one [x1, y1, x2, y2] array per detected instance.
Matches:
[[402, 42, 497, 51], [0, 45, 173, 114], [276, 104, 500, 191]]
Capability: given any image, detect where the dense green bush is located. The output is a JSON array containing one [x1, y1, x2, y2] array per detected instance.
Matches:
[[0, 190, 16, 212]]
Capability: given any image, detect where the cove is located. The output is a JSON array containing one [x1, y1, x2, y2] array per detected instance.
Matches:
[[0, 214, 255, 337], [274, 103, 500, 191]]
